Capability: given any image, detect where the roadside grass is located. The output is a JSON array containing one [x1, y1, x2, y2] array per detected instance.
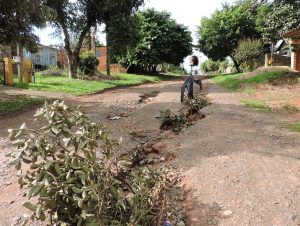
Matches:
[[287, 121, 300, 132], [241, 99, 272, 112], [0, 98, 45, 116], [213, 71, 294, 92], [13, 72, 180, 96]]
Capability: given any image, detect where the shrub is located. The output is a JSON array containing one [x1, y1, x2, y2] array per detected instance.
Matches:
[[79, 51, 99, 76], [201, 59, 219, 73], [233, 39, 264, 72], [8, 101, 171, 226], [160, 109, 187, 133]]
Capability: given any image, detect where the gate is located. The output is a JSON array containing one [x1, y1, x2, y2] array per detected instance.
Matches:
[[0, 61, 5, 85]]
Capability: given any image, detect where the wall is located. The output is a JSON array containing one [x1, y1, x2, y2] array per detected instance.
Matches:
[[265, 53, 291, 67], [23, 45, 58, 67]]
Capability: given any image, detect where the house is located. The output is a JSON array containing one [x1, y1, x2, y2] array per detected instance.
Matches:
[[23, 44, 58, 69], [58, 46, 126, 73], [264, 40, 291, 67], [284, 27, 300, 71], [0, 44, 58, 69]]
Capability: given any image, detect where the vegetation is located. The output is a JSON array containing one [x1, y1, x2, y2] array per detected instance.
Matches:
[[160, 109, 188, 133], [8, 101, 171, 225], [101, 0, 144, 76], [201, 60, 220, 74], [241, 99, 271, 112], [14, 72, 177, 96], [119, 9, 193, 73], [233, 39, 265, 72], [0, 0, 49, 51], [198, 0, 261, 72], [213, 70, 293, 91], [257, 0, 300, 43], [0, 98, 45, 116], [45, 0, 144, 78], [79, 51, 99, 76], [287, 121, 300, 132]]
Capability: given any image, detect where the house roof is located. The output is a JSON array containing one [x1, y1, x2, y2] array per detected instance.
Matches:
[[283, 27, 300, 38]]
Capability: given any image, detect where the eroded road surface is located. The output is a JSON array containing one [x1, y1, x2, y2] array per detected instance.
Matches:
[[1, 79, 300, 226]]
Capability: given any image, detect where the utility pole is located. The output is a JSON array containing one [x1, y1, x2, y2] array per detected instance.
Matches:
[[17, 43, 23, 82]]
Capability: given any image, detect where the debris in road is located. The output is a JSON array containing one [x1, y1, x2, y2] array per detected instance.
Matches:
[[139, 91, 160, 103], [109, 116, 122, 120], [223, 210, 233, 217]]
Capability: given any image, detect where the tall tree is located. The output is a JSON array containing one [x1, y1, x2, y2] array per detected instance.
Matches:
[[257, 0, 300, 43], [198, 0, 261, 72], [120, 9, 193, 73], [46, 0, 102, 78], [100, 0, 144, 76], [0, 0, 49, 51]]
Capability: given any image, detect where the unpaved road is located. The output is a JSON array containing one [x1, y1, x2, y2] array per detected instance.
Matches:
[[1, 79, 300, 226]]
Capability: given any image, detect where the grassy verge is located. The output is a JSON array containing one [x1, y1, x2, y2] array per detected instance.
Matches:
[[241, 99, 272, 112], [287, 121, 300, 132], [213, 71, 293, 92], [13, 72, 180, 96], [0, 98, 45, 116]]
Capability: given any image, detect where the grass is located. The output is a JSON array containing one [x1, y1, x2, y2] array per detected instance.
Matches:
[[213, 71, 293, 92], [0, 98, 45, 116], [287, 121, 300, 132], [13, 72, 180, 96], [241, 99, 272, 112]]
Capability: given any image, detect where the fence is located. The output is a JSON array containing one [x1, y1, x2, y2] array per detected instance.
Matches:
[[265, 54, 291, 67]]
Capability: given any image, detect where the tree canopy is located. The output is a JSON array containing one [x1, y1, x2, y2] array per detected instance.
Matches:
[[257, 0, 300, 43], [120, 9, 193, 73], [0, 0, 50, 51], [198, 0, 261, 72]]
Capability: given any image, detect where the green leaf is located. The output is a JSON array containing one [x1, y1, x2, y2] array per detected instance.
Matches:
[[71, 186, 83, 194], [23, 202, 37, 211], [29, 184, 45, 197]]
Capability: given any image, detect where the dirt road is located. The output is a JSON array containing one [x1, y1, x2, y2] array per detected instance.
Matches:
[[1, 79, 300, 226]]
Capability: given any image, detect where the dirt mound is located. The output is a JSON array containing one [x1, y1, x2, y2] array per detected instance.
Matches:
[[269, 72, 300, 86], [244, 66, 294, 79]]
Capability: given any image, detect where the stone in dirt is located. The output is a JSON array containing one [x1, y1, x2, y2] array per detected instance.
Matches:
[[223, 210, 233, 216], [148, 142, 168, 153]]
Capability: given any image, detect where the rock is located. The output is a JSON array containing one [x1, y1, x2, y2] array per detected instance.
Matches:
[[139, 160, 147, 165], [179, 194, 184, 201], [148, 142, 167, 153], [223, 210, 233, 217], [177, 220, 185, 226], [160, 157, 166, 162], [289, 214, 297, 221]]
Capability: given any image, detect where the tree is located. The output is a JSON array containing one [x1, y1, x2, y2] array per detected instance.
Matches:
[[257, 0, 300, 43], [233, 39, 264, 71], [198, 0, 261, 72], [0, 0, 49, 51], [121, 9, 193, 73], [45, 0, 102, 79], [100, 0, 144, 76]]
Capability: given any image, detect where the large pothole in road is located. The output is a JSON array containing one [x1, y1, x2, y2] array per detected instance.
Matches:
[[139, 91, 160, 103]]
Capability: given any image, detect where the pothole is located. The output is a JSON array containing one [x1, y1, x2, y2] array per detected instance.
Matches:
[[139, 91, 160, 103]]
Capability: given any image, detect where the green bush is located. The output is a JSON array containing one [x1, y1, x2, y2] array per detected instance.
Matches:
[[233, 39, 264, 72], [201, 59, 219, 73], [79, 51, 99, 76], [8, 101, 171, 226]]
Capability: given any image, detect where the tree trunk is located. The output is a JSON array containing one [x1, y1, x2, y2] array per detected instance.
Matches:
[[106, 30, 111, 77], [230, 56, 241, 73], [66, 53, 78, 79]]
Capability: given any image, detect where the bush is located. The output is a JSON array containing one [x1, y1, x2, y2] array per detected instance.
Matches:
[[233, 39, 264, 72], [79, 51, 99, 76], [8, 101, 171, 226], [201, 59, 219, 73]]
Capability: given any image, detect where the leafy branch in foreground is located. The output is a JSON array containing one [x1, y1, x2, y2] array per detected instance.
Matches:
[[8, 101, 171, 226]]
